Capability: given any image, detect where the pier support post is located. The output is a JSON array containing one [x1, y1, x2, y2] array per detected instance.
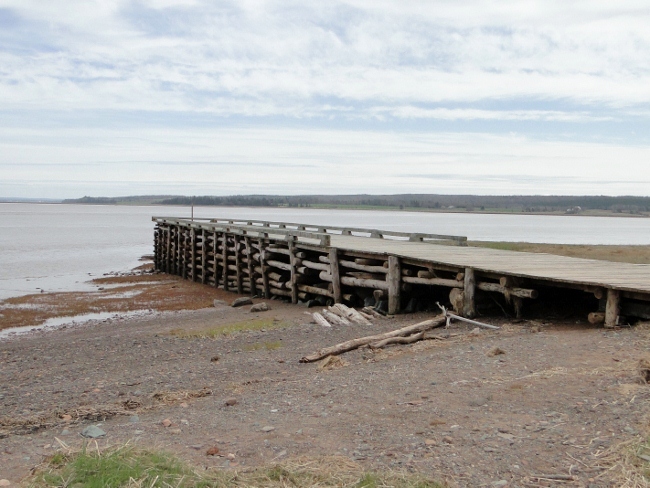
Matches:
[[234, 235, 243, 294], [463, 267, 476, 318], [260, 240, 271, 298], [245, 236, 256, 297], [190, 228, 196, 281], [200, 230, 207, 284], [165, 226, 171, 273], [329, 248, 342, 303], [388, 256, 401, 314], [289, 240, 299, 304], [221, 233, 229, 291], [212, 231, 218, 287], [605, 288, 620, 328]]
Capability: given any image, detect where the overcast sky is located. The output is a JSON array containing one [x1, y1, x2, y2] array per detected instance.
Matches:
[[1, 0, 649, 198]]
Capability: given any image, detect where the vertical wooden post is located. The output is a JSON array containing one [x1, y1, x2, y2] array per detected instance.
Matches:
[[329, 248, 342, 303], [245, 236, 256, 297], [190, 228, 196, 281], [212, 231, 218, 288], [463, 267, 476, 318], [289, 240, 298, 304], [174, 225, 181, 276], [605, 288, 620, 328], [388, 255, 401, 314], [222, 233, 229, 291], [181, 229, 188, 279], [165, 226, 171, 273], [153, 225, 160, 271], [200, 230, 207, 284], [260, 240, 271, 298], [234, 235, 243, 294]]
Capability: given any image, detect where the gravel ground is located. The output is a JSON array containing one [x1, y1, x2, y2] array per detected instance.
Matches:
[[2, 291, 650, 487]]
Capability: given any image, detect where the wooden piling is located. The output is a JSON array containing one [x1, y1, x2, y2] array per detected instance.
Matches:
[[463, 268, 476, 318], [605, 288, 620, 327], [329, 248, 342, 303], [388, 256, 401, 314]]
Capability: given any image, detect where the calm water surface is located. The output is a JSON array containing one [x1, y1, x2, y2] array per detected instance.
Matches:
[[1, 203, 648, 300]]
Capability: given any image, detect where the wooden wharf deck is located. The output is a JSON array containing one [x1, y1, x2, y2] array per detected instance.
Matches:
[[152, 217, 650, 327]]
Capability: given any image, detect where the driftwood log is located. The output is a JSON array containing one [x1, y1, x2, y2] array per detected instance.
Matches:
[[300, 316, 446, 362]]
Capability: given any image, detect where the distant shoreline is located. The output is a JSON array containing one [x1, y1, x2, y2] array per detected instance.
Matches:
[[2, 199, 648, 219]]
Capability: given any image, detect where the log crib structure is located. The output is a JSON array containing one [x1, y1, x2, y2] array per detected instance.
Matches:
[[152, 217, 650, 327]]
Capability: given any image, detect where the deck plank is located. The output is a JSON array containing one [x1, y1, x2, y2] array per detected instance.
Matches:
[[330, 236, 650, 293]]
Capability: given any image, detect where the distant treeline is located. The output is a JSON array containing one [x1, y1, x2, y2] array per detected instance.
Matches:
[[63, 194, 650, 214], [157, 194, 650, 213]]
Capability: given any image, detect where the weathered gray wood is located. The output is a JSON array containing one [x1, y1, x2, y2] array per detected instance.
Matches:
[[605, 288, 620, 327], [297, 284, 334, 298], [301, 259, 330, 271], [234, 235, 243, 294], [329, 248, 342, 304], [221, 233, 229, 291], [289, 241, 298, 304], [339, 259, 388, 274], [267, 259, 291, 271], [212, 231, 219, 287], [300, 316, 446, 362], [463, 267, 476, 318], [245, 237, 256, 296], [476, 282, 538, 299], [388, 256, 401, 314], [403, 276, 464, 288], [200, 232, 207, 284]]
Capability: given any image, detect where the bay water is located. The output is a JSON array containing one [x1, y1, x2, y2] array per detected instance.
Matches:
[[1, 203, 649, 300]]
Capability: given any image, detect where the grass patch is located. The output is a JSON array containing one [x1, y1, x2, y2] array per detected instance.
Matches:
[[169, 319, 288, 339], [243, 340, 283, 351], [27, 447, 445, 488], [469, 242, 650, 264]]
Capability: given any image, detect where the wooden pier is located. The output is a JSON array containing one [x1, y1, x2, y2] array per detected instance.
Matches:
[[152, 217, 650, 327]]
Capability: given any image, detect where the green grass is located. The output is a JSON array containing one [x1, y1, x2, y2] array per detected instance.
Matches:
[[27, 447, 445, 488], [169, 318, 288, 339], [29, 445, 214, 488], [243, 340, 283, 351]]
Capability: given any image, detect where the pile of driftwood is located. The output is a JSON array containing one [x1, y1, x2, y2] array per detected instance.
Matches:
[[300, 315, 447, 362], [310, 303, 383, 327], [301, 306, 499, 363]]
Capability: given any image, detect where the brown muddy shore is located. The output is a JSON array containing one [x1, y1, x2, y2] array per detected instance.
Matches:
[[1, 265, 650, 487]]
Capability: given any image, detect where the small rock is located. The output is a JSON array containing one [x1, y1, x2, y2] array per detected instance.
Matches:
[[134, 430, 144, 435], [261, 426, 275, 432], [180, 402, 188, 408], [210, 356, 220, 363], [227, 453, 236, 460], [469, 327, 481, 336], [128, 415, 140, 423], [60, 429, 71, 436], [442, 436, 453, 444], [225, 397, 238, 407], [0, 480, 11, 486], [206, 446, 220, 456], [231, 297, 253, 308], [487, 347, 505, 357], [180, 419, 189, 425], [81, 425, 106, 438], [213, 299, 228, 308], [61, 414, 72, 422], [169, 428, 182, 434], [189, 444, 203, 450], [161, 418, 172, 427], [276, 450, 287, 458], [492, 481, 508, 487], [424, 439, 437, 446], [250, 302, 269, 312]]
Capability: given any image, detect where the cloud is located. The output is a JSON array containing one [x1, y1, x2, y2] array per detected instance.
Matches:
[[0, 1, 649, 197]]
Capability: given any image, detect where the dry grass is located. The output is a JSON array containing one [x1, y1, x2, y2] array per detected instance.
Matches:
[[469, 242, 650, 264], [592, 437, 650, 487], [25, 445, 445, 488]]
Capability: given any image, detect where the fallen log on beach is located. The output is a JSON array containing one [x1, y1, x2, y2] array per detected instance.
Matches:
[[299, 315, 446, 362]]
